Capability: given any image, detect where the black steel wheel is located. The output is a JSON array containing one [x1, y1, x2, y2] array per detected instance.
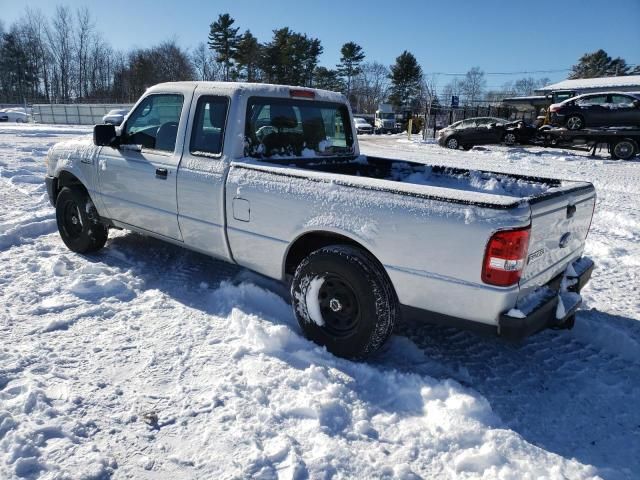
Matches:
[[291, 245, 398, 359], [55, 186, 108, 253]]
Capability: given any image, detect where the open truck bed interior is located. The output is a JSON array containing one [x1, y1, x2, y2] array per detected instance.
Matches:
[[251, 155, 594, 209]]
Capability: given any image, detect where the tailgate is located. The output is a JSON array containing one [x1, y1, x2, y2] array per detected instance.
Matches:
[[519, 185, 595, 293]]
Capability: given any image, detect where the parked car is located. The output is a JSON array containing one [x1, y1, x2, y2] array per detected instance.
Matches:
[[437, 117, 535, 149], [354, 117, 373, 134], [102, 108, 129, 125], [44, 82, 595, 359], [0, 108, 28, 123], [549, 92, 640, 130]]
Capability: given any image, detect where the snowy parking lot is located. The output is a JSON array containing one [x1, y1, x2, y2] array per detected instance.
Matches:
[[1, 125, 639, 479]]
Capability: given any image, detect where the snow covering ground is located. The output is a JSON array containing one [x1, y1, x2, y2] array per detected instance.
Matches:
[[1, 125, 639, 479]]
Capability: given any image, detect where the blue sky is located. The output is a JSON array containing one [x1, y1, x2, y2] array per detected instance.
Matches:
[[2, 0, 639, 89]]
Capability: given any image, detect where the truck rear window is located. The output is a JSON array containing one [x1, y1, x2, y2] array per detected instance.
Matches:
[[245, 98, 354, 159]]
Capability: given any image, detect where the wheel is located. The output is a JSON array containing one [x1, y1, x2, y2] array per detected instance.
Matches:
[[503, 132, 517, 146], [55, 186, 108, 253], [445, 137, 459, 149], [611, 139, 637, 160], [565, 115, 584, 130], [291, 245, 398, 359], [462, 144, 473, 151]]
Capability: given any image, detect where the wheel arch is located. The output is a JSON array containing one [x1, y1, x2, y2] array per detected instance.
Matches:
[[283, 229, 383, 278], [51, 170, 88, 205]]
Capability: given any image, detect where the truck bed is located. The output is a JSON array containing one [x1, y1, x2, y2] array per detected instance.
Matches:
[[247, 155, 594, 209]]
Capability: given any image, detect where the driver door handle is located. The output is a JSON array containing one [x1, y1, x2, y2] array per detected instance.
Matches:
[[155, 168, 168, 179]]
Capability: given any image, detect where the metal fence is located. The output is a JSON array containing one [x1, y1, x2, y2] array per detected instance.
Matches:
[[32, 103, 133, 125]]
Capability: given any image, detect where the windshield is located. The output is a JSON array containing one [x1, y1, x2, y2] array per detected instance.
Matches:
[[378, 112, 394, 120], [245, 98, 354, 159], [354, 118, 368, 124]]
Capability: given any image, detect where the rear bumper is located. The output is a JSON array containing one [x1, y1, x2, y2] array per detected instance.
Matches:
[[499, 257, 595, 341], [45, 175, 57, 206]]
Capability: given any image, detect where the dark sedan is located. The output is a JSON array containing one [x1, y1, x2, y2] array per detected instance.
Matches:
[[549, 92, 640, 130], [437, 117, 535, 150]]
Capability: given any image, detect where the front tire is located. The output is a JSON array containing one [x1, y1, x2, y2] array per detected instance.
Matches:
[[55, 187, 108, 253], [566, 115, 584, 130], [291, 245, 398, 359], [503, 132, 517, 146], [445, 137, 459, 149]]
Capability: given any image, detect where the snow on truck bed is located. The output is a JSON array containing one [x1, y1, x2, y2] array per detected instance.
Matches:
[[1, 125, 640, 479]]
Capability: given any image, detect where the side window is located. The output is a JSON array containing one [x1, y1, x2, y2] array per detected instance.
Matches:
[[576, 95, 607, 106], [123, 94, 183, 152], [610, 95, 635, 108], [461, 119, 476, 128], [190, 96, 229, 157]]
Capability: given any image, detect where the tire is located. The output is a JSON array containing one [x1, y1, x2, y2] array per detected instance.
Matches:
[[503, 132, 517, 146], [611, 139, 637, 161], [565, 115, 584, 130], [55, 186, 108, 253], [291, 245, 398, 359], [445, 137, 459, 149]]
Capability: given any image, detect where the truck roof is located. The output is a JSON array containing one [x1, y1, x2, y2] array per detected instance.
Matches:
[[148, 81, 346, 103]]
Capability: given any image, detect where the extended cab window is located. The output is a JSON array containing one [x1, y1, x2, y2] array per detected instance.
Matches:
[[122, 94, 183, 152], [245, 98, 354, 159], [190, 96, 229, 156]]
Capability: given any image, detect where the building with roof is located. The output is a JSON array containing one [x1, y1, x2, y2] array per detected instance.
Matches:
[[534, 75, 640, 95], [502, 75, 640, 114]]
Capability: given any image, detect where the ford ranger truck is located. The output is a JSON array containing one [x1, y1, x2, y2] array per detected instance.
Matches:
[[44, 82, 595, 359]]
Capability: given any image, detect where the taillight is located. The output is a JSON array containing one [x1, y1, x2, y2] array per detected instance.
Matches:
[[482, 227, 530, 286]]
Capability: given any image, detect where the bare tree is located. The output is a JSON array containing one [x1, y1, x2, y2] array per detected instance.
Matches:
[[351, 62, 390, 113], [192, 42, 220, 81], [48, 6, 74, 101], [440, 78, 462, 107], [75, 7, 93, 99], [459, 67, 486, 106]]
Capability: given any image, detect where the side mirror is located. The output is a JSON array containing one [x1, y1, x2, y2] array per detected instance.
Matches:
[[488, 122, 497, 128], [93, 124, 117, 147], [634, 100, 640, 108]]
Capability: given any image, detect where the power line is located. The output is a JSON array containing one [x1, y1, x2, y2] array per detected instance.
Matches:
[[430, 69, 571, 76]]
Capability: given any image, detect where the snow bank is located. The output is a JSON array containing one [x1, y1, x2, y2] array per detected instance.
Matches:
[[1, 125, 638, 479]]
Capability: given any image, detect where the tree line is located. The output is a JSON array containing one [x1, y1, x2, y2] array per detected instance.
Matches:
[[1, 7, 638, 111]]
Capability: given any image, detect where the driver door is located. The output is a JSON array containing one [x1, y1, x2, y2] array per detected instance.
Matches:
[[98, 93, 186, 240]]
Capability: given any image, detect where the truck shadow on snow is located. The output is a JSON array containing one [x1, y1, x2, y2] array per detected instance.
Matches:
[[93, 232, 640, 477]]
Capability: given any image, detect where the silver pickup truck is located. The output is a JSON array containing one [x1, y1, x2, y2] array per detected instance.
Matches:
[[45, 82, 596, 358]]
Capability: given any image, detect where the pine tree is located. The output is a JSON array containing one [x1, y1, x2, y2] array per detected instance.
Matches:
[[569, 49, 630, 79], [234, 30, 261, 82], [313, 67, 345, 92], [388, 51, 423, 108], [260, 28, 322, 86], [207, 13, 240, 81], [337, 42, 365, 98]]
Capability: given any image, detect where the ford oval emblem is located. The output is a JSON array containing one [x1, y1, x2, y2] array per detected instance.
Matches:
[[559, 232, 571, 248]]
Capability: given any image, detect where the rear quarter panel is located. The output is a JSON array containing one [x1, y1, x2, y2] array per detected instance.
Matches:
[[225, 163, 532, 324]]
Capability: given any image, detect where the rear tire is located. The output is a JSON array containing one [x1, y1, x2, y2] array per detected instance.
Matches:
[[55, 186, 108, 253], [565, 115, 584, 130], [610, 139, 637, 160], [291, 245, 398, 359]]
